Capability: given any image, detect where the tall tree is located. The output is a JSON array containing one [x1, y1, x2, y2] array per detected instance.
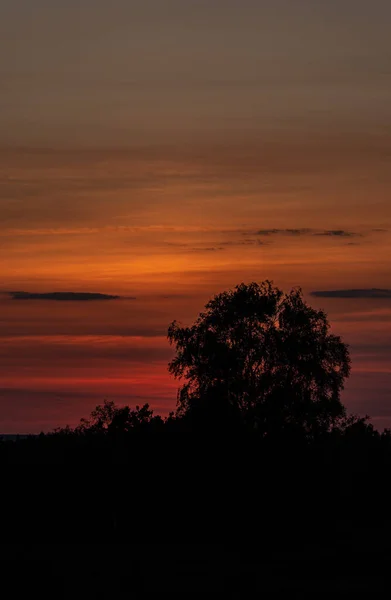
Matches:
[[168, 281, 351, 435]]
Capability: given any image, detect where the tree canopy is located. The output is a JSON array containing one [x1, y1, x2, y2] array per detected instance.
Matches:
[[168, 281, 351, 435], [62, 400, 164, 435]]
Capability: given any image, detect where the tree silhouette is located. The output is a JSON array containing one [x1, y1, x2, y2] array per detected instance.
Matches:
[[168, 281, 351, 435], [71, 399, 162, 435]]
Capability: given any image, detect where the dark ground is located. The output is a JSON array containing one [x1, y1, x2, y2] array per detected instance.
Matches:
[[2, 528, 390, 595], [2, 434, 390, 595]]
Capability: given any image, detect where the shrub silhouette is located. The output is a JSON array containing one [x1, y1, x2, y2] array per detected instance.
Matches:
[[67, 400, 164, 435], [168, 281, 351, 436]]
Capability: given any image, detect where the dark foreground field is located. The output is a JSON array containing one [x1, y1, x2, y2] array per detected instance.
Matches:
[[2, 534, 390, 595], [2, 425, 391, 595]]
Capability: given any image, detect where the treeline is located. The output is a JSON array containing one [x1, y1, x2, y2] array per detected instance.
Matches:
[[1, 402, 391, 544]]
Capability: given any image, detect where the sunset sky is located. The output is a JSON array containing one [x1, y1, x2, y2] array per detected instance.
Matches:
[[1, 0, 391, 432]]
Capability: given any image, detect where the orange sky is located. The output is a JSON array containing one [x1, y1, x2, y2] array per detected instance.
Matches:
[[1, 1, 391, 432]]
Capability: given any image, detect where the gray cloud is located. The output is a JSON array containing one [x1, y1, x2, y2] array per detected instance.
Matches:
[[188, 246, 225, 253], [311, 289, 391, 299], [256, 228, 313, 236], [314, 230, 359, 237], [222, 239, 269, 247], [163, 241, 226, 253], [256, 229, 280, 236], [254, 228, 361, 238], [9, 291, 122, 301]]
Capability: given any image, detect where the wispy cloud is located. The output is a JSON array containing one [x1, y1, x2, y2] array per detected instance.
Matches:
[[314, 230, 360, 238], [253, 228, 361, 238], [188, 247, 225, 253], [8, 291, 122, 301], [222, 239, 269, 247], [163, 241, 225, 252], [256, 228, 313, 236], [311, 289, 391, 299]]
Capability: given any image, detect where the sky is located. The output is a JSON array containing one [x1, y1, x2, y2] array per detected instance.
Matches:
[[1, 0, 391, 432]]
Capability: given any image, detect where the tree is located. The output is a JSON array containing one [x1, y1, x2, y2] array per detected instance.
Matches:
[[72, 400, 163, 435], [168, 281, 351, 435]]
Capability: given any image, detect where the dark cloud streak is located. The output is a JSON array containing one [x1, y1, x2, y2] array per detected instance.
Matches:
[[8, 291, 122, 301], [314, 230, 359, 238], [311, 289, 391, 299], [256, 228, 313, 236], [254, 227, 361, 238], [254, 228, 361, 238]]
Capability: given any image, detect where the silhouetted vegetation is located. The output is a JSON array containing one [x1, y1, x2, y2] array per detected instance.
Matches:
[[168, 281, 350, 435], [1, 281, 391, 592]]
